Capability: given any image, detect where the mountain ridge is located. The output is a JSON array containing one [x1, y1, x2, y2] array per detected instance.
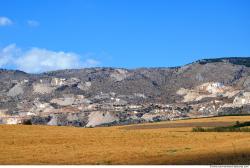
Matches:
[[1, 57, 250, 127], [1, 56, 250, 74]]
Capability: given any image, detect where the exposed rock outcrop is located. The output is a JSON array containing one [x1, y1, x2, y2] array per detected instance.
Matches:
[[1, 57, 250, 127]]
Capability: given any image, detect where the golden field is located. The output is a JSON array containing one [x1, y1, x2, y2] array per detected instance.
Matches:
[[1, 116, 250, 165]]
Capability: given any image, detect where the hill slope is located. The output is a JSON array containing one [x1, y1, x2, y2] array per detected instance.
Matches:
[[1, 57, 250, 127]]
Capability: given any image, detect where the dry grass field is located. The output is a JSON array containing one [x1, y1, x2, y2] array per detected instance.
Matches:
[[1, 116, 250, 165]]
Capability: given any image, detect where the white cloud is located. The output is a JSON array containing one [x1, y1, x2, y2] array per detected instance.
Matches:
[[83, 59, 100, 67], [27, 20, 40, 27], [0, 44, 100, 73], [0, 44, 19, 67], [0, 17, 13, 26]]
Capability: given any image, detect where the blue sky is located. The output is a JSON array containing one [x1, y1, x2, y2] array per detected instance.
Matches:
[[0, 0, 250, 73]]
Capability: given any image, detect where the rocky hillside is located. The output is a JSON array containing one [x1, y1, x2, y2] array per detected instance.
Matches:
[[1, 57, 250, 127]]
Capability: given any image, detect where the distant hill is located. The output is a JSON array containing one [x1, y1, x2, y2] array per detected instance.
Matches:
[[1, 57, 250, 127]]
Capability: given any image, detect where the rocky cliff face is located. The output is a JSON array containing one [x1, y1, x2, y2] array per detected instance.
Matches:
[[1, 57, 250, 127]]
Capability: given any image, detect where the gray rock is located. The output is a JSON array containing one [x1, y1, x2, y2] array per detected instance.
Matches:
[[1, 57, 250, 127]]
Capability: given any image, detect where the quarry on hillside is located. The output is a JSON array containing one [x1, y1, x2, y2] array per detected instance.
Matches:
[[1, 57, 250, 127]]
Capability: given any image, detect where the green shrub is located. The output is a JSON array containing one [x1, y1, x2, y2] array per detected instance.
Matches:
[[192, 127, 205, 132], [22, 119, 32, 125], [192, 121, 250, 132]]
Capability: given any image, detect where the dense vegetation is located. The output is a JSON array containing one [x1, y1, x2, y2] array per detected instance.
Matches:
[[198, 57, 250, 67], [193, 121, 250, 132]]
